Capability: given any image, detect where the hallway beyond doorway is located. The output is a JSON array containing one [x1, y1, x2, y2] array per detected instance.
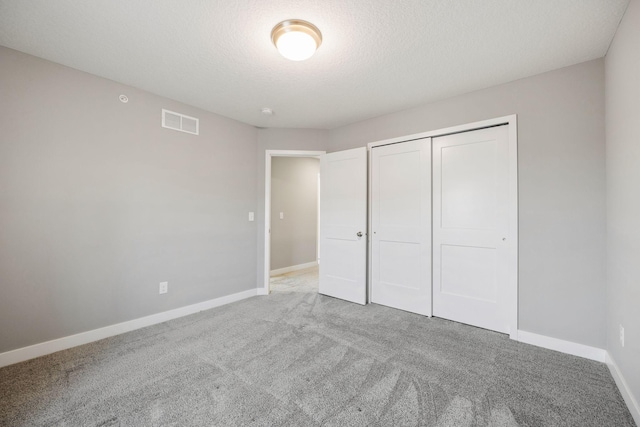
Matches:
[[270, 266, 318, 294]]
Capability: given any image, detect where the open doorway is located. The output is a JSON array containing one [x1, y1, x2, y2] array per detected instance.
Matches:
[[263, 150, 325, 294]]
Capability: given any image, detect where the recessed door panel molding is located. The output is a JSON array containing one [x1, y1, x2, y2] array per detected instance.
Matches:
[[379, 241, 421, 291], [379, 151, 422, 227], [441, 139, 498, 230], [440, 244, 497, 302], [433, 125, 511, 334], [319, 147, 367, 305], [371, 138, 432, 316]]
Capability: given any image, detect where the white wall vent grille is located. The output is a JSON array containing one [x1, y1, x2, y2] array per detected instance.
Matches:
[[162, 109, 199, 135]]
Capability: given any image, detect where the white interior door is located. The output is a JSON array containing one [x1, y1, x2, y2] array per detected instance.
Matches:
[[432, 125, 510, 333], [319, 147, 367, 305], [371, 139, 432, 315]]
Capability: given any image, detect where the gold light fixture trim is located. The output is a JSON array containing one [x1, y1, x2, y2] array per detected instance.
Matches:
[[271, 19, 322, 61]]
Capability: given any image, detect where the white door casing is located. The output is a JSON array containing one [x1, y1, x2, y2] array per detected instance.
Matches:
[[263, 150, 326, 296], [432, 125, 511, 334], [371, 139, 432, 315], [319, 147, 368, 305]]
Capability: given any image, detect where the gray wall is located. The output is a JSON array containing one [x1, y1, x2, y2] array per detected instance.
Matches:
[[270, 157, 320, 271], [255, 129, 329, 289], [0, 40, 616, 365], [605, 0, 640, 406], [329, 60, 607, 348], [0, 46, 258, 353]]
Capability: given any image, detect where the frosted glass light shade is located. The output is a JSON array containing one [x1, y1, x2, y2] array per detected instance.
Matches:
[[271, 20, 322, 61]]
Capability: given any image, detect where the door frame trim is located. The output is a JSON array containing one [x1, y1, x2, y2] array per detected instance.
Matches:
[[263, 150, 326, 295], [366, 115, 519, 340]]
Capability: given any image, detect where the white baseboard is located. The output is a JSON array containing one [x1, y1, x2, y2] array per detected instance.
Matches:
[[270, 261, 318, 277], [0, 288, 258, 369], [516, 332, 638, 422], [517, 330, 606, 362], [606, 352, 640, 426]]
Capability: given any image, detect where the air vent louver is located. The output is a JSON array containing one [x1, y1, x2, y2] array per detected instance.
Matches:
[[162, 109, 199, 135]]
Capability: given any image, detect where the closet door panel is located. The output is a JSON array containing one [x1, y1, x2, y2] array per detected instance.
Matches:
[[371, 139, 431, 316], [432, 125, 510, 333]]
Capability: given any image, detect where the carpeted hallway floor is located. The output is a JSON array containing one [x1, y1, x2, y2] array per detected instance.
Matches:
[[0, 267, 635, 426]]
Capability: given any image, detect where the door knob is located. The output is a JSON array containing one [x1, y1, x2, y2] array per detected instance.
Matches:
[[357, 231, 363, 237]]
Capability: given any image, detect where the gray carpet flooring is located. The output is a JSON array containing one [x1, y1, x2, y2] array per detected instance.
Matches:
[[0, 267, 635, 426]]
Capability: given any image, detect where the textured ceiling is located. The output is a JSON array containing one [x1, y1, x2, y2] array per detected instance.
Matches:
[[0, 1, 629, 129]]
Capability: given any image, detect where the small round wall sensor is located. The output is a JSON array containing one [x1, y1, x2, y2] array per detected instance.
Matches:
[[261, 107, 273, 116], [119, 94, 129, 103]]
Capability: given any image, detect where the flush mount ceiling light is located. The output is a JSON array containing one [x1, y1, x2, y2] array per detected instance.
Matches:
[[271, 20, 322, 61]]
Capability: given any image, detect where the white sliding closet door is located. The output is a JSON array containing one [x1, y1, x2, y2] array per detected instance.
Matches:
[[371, 139, 432, 315], [432, 126, 510, 333], [319, 147, 368, 305]]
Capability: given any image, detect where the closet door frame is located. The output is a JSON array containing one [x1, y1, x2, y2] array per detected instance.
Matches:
[[367, 115, 519, 340]]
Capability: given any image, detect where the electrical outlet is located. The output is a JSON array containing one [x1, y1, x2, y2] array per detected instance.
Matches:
[[159, 281, 168, 295], [248, 212, 255, 221], [620, 324, 625, 347], [280, 212, 284, 220]]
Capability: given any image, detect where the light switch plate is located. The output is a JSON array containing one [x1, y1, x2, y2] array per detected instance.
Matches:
[[159, 282, 168, 294], [249, 212, 254, 221]]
